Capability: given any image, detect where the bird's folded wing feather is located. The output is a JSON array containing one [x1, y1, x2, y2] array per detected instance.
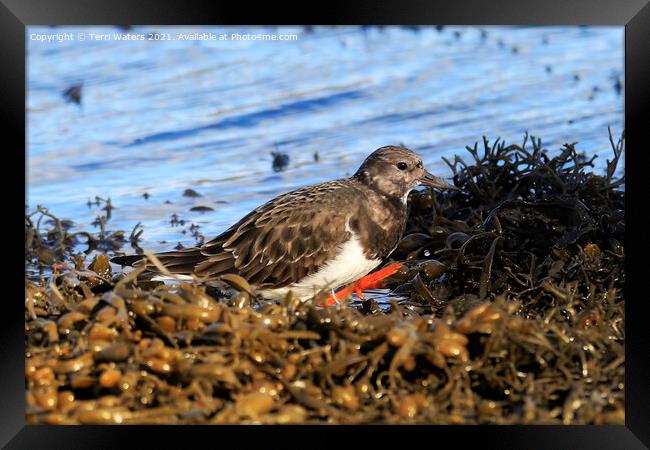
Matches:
[[149, 182, 354, 289]]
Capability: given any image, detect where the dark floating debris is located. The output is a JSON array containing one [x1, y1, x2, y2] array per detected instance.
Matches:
[[190, 206, 214, 213], [170, 214, 185, 227], [189, 223, 205, 245], [62, 83, 82, 105], [610, 72, 622, 96], [25, 132, 624, 424], [271, 150, 290, 172], [182, 189, 202, 198]]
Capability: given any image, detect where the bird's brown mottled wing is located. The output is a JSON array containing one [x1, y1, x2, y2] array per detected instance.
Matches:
[[149, 181, 355, 289]]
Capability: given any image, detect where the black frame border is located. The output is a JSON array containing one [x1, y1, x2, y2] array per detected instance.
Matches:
[[3, 1, 649, 448]]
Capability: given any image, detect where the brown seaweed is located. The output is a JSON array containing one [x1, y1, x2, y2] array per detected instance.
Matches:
[[25, 132, 624, 424]]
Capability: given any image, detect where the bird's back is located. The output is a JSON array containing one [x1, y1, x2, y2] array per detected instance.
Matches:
[[122, 178, 371, 290]]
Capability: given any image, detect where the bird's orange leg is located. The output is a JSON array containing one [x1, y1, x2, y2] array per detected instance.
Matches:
[[325, 262, 404, 307]]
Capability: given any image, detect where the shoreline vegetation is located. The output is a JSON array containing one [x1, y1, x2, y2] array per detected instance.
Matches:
[[25, 132, 624, 424]]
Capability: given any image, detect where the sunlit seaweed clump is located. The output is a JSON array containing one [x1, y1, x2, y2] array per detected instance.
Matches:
[[25, 133, 624, 424]]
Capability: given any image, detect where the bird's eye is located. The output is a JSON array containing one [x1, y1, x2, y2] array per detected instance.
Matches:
[[396, 162, 408, 170]]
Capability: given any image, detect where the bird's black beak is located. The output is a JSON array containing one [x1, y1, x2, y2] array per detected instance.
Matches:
[[419, 170, 458, 190]]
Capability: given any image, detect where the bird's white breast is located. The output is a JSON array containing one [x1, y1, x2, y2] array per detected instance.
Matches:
[[150, 274, 194, 282], [149, 230, 382, 302], [257, 231, 382, 301]]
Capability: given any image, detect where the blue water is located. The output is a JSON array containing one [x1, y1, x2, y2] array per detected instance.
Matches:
[[27, 26, 624, 253]]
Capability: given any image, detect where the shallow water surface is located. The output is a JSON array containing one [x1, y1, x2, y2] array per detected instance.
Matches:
[[27, 26, 624, 253]]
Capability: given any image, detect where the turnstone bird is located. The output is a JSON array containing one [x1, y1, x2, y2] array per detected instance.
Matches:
[[112, 145, 456, 303]]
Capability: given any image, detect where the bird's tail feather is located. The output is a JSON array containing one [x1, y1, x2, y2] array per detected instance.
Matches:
[[111, 254, 146, 267], [111, 248, 203, 275]]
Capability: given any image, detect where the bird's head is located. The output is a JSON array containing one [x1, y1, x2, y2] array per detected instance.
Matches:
[[354, 145, 457, 200]]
